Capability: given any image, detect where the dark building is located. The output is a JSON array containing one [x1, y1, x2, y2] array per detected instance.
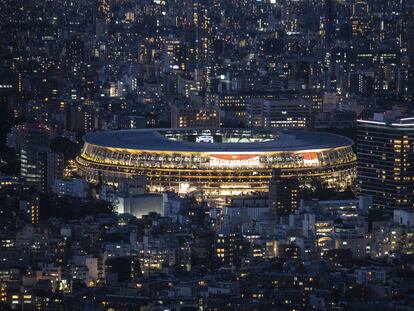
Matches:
[[46, 151, 65, 189], [268, 169, 299, 216], [105, 256, 141, 283], [66, 39, 84, 61], [117, 115, 146, 130], [20, 124, 52, 192], [324, 0, 336, 45], [215, 230, 247, 268], [349, 72, 374, 96], [350, 1, 371, 41], [0, 72, 17, 107], [357, 114, 414, 209], [407, 3, 414, 104], [314, 110, 357, 129]]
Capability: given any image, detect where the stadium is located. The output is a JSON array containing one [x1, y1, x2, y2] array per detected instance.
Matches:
[[76, 128, 356, 203]]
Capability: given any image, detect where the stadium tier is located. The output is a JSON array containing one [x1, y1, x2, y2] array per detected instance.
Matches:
[[76, 128, 356, 203]]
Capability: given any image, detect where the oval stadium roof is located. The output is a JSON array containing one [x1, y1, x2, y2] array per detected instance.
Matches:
[[83, 128, 354, 153]]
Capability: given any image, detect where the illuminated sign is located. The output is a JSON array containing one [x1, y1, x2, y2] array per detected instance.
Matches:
[[209, 154, 260, 167], [302, 152, 319, 165], [196, 135, 214, 143]]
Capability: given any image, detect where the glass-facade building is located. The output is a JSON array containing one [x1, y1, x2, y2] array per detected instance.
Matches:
[[357, 117, 414, 209]]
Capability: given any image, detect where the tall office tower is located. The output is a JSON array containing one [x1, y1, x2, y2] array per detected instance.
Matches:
[[162, 38, 186, 71], [357, 114, 414, 210], [193, 0, 210, 69], [268, 169, 299, 217], [47, 151, 65, 189], [332, 49, 350, 95], [184, 0, 210, 74], [324, 0, 335, 45], [20, 124, 52, 192], [406, 3, 414, 104], [94, 0, 110, 37], [352, 0, 369, 17], [97, 0, 110, 19], [350, 0, 371, 41]]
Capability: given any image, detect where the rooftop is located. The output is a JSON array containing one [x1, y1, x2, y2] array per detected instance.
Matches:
[[358, 112, 414, 127], [83, 128, 354, 153]]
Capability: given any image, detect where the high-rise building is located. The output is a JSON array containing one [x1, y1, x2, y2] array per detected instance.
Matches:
[[191, 0, 210, 69], [406, 3, 414, 104], [65, 105, 99, 133], [183, 0, 211, 80], [357, 114, 414, 209], [351, 0, 370, 39], [268, 169, 299, 217], [47, 151, 65, 189], [161, 38, 186, 71], [324, 0, 335, 45], [20, 124, 52, 192]]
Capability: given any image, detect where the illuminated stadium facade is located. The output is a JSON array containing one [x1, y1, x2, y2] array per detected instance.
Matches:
[[76, 128, 356, 204]]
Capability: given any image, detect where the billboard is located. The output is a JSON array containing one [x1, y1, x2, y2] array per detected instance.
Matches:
[[209, 154, 261, 167]]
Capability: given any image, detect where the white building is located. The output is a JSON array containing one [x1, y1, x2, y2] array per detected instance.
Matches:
[[113, 193, 166, 218]]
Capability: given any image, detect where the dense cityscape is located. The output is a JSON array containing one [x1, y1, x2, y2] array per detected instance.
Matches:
[[0, 0, 414, 310]]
